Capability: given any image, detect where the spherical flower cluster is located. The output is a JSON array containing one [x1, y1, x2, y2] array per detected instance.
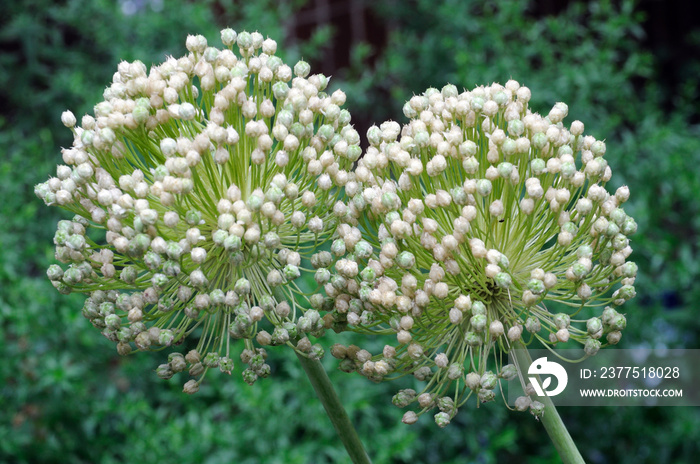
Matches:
[[35, 29, 361, 392], [326, 82, 637, 425]]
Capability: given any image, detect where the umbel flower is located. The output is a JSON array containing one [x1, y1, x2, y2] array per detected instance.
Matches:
[[327, 82, 638, 426], [35, 29, 362, 392]]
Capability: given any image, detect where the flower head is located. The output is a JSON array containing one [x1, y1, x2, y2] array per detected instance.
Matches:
[[36, 30, 360, 391], [330, 82, 637, 424]]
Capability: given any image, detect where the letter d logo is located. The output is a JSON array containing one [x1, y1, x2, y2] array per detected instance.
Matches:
[[528, 357, 568, 397]]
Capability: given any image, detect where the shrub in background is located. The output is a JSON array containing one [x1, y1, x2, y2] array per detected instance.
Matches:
[[3, 0, 700, 463]]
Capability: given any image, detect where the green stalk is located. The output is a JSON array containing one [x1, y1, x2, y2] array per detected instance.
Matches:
[[295, 352, 373, 464], [512, 342, 585, 464], [271, 288, 371, 463]]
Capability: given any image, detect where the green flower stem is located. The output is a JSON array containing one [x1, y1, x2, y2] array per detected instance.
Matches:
[[512, 342, 585, 464], [270, 287, 371, 464], [295, 352, 372, 464]]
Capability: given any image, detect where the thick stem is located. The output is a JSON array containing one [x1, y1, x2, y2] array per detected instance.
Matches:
[[295, 352, 372, 464], [512, 343, 585, 464]]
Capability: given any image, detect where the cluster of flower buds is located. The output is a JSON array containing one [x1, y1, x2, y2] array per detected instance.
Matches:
[[36, 29, 361, 392], [38, 29, 638, 425], [324, 82, 637, 425]]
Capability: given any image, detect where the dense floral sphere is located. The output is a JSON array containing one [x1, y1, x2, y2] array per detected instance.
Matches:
[[35, 29, 361, 392], [327, 82, 638, 425]]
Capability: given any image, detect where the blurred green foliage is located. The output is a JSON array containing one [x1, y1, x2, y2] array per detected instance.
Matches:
[[1, 0, 699, 463]]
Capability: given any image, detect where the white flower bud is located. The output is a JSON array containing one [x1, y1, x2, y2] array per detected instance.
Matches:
[[507, 325, 522, 341], [449, 307, 463, 324], [543, 272, 557, 289], [402, 411, 418, 425], [556, 329, 570, 343], [308, 216, 323, 234], [485, 264, 501, 278], [191, 247, 207, 264], [454, 295, 471, 311], [515, 396, 531, 412], [397, 330, 412, 345], [465, 372, 481, 391], [435, 353, 448, 368], [489, 200, 504, 217], [520, 198, 534, 214], [433, 282, 448, 299], [489, 320, 504, 338], [61, 110, 77, 128], [615, 185, 630, 203]]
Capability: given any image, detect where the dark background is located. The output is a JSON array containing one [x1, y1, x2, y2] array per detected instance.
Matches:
[[1, 0, 700, 462]]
